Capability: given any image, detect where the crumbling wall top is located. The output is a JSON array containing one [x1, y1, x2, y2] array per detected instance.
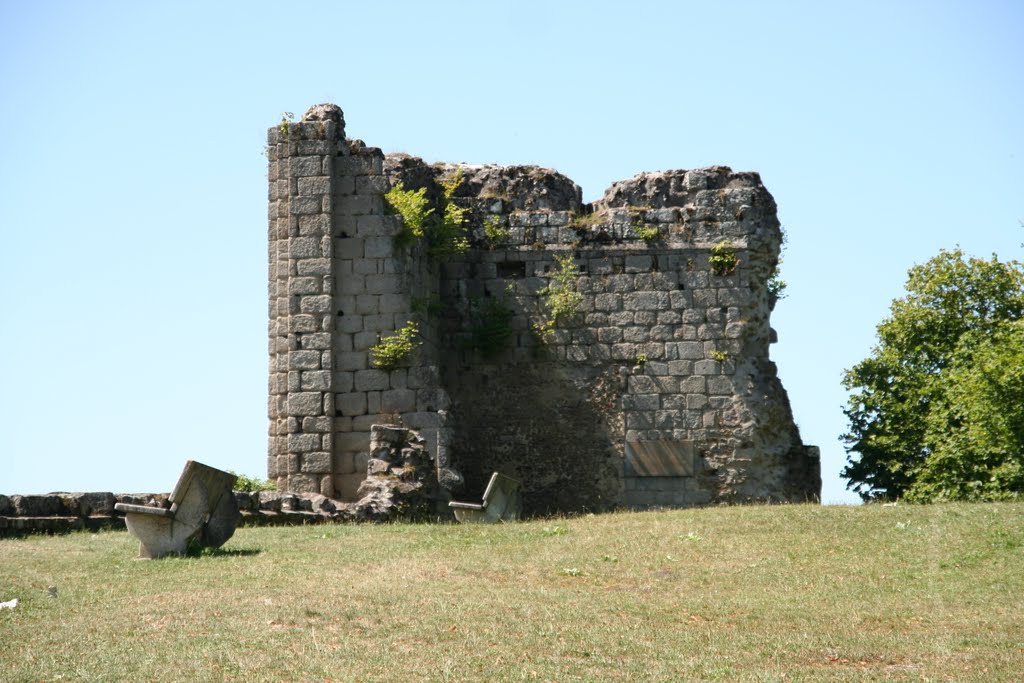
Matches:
[[302, 103, 345, 132]]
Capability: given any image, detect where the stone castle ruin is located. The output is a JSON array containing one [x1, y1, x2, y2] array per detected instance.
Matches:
[[267, 103, 820, 515]]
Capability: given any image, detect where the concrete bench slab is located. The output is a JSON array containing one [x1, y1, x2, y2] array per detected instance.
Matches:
[[114, 460, 239, 559], [449, 472, 522, 523]]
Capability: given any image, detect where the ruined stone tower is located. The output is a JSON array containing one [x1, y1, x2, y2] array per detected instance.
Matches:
[[267, 104, 819, 514]]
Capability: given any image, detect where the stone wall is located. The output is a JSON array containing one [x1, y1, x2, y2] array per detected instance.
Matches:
[[267, 106, 452, 503], [267, 104, 820, 515], [0, 489, 421, 535]]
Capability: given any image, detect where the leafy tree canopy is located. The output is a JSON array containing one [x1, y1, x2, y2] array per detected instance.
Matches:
[[842, 248, 1024, 501]]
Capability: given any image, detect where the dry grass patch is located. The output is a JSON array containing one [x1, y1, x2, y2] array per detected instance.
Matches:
[[1, 503, 1021, 681]]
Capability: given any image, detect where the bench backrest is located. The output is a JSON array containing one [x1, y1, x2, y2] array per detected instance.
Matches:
[[168, 460, 237, 528], [482, 473, 522, 521]]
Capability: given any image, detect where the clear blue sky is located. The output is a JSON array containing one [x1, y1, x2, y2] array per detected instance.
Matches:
[[2, 1, 1021, 503]]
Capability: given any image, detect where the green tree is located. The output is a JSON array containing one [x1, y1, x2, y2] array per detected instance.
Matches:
[[841, 249, 1024, 501], [908, 320, 1024, 501]]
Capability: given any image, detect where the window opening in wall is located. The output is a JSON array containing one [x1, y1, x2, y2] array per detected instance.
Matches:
[[496, 261, 526, 278]]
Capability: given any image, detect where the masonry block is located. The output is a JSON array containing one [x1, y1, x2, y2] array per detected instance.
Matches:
[[337, 392, 367, 416], [298, 176, 331, 196], [336, 238, 364, 259], [288, 433, 320, 453], [289, 350, 321, 370], [364, 236, 393, 259], [336, 431, 371, 453], [300, 295, 332, 313], [300, 370, 331, 391], [301, 452, 332, 474], [297, 258, 331, 275], [337, 351, 367, 371], [287, 392, 323, 416], [290, 156, 324, 177]]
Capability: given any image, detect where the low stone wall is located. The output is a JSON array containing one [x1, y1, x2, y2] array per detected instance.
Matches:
[[0, 490, 385, 536]]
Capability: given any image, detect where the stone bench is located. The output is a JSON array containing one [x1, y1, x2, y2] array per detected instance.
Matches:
[[449, 473, 522, 523], [114, 461, 239, 558]]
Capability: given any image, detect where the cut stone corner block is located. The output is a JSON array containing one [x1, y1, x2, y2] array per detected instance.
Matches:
[[449, 472, 522, 523], [114, 460, 240, 559]]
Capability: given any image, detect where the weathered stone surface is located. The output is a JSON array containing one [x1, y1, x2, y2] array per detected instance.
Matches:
[[285, 474, 320, 495], [287, 392, 323, 416], [625, 440, 695, 477], [354, 369, 389, 391], [307, 493, 337, 513], [72, 492, 116, 516], [268, 104, 818, 510], [437, 467, 464, 492], [257, 490, 283, 511], [11, 495, 63, 516], [348, 425, 443, 521], [201, 488, 241, 549], [232, 491, 257, 512], [385, 156, 583, 214], [301, 103, 345, 139]]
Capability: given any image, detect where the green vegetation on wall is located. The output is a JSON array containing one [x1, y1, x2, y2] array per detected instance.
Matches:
[[386, 184, 433, 249], [278, 111, 294, 138], [385, 171, 469, 256], [229, 472, 277, 492], [767, 226, 788, 300], [370, 322, 421, 371], [709, 239, 738, 276], [484, 215, 510, 248], [535, 253, 584, 339], [636, 224, 660, 243]]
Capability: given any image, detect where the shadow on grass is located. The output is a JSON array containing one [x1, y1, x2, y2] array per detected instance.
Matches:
[[184, 546, 263, 559]]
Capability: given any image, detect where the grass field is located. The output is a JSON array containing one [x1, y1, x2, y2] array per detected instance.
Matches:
[[1, 503, 1021, 682]]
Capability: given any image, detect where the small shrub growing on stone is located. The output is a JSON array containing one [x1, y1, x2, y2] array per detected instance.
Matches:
[[535, 254, 584, 339], [230, 472, 276, 492], [384, 172, 469, 255], [432, 171, 470, 256], [370, 322, 420, 371], [484, 215, 510, 248], [570, 211, 604, 230], [385, 182, 432, 249], [636, 225, 660, 242], [709, 240, 739, 276]]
